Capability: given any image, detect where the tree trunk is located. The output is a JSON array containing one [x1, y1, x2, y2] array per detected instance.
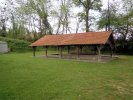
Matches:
[[56, 17, 61, 34], [86, 9, 89, 32], [76, 20, 80, 34]]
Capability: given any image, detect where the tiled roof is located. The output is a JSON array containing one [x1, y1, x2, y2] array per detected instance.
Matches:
[[31, 31, 112, 46]]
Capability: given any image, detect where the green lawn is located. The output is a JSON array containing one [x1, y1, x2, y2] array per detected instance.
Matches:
[[0, 52, 133, 100]]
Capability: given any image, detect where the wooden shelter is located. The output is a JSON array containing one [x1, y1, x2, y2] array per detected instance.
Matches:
[[31, 31, 114, 61]]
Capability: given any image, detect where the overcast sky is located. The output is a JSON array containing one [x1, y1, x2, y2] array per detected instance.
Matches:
[[0, 0, 114, 8]]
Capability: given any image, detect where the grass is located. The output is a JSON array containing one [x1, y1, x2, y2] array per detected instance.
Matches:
[[0, 51, 133, 100]]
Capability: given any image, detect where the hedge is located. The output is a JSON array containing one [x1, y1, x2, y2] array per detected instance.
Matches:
[[0, 37, 32, 52]]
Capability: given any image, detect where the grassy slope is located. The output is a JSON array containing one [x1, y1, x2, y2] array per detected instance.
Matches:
[[0, 52, 133, 100]]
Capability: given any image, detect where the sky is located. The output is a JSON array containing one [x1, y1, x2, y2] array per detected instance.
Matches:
[[0, 0, 114, 10], [102, 0, 109, 8]]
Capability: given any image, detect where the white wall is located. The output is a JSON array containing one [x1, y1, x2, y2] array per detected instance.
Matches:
[[0, 41, 9, 53]]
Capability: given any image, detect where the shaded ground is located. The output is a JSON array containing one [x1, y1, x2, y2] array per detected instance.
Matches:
[[37, 53, 118, 63], [0, 51, 133, 100]]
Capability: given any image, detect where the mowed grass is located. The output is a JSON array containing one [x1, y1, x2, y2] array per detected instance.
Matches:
[[0, 51, 133, 100]]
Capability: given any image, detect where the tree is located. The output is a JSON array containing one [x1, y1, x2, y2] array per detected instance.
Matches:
[[73, 0, 102, 32], [51, 0, 72, 34], [97, 2, 118, 31], [16, 0, 53, 36], [98, 0, 133, 52], [0, 6, 8, 37], [27, 0, 53, 35]]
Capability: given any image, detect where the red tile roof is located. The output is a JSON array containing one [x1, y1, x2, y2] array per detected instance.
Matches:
[[31, 31, 112, 46]]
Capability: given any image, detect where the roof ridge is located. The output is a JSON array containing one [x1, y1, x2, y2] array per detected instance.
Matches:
[[45, 31, 112, 36]]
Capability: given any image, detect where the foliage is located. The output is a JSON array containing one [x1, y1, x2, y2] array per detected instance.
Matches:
[[0, 36, 31, 52], [0, 28, 7, 37]]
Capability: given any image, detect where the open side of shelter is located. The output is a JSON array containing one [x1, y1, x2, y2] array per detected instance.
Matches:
[[30, 31, 115, 62]]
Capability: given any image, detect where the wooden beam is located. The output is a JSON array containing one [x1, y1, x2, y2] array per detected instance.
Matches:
[[32, 46, 36, 57]]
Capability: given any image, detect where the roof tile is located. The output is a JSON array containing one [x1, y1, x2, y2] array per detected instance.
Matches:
[[31, 31, 112, 46]]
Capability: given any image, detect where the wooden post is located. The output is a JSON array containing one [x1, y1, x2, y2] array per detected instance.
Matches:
[[32, 46, 36, 57], [97, 45, 102, 61], [60, 46, 62, 58], [94, 46, 97, 55], [57, 46, 59, 55], [68, 46, 70, 54], [77, 46, 79, 59], [45, 46, 48, 57], [110, 47, 113, 58], [108, 34, 114, 58], [80, 46, 83, 54]]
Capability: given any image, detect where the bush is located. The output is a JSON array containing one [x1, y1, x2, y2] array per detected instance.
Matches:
[[0, 36, 32, 52]]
